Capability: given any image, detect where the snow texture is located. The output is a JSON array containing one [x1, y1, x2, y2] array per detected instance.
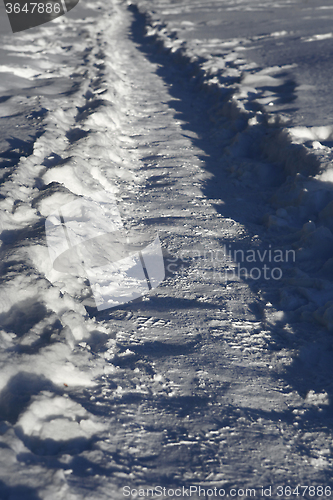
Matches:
[[0, 0, 333, 498]]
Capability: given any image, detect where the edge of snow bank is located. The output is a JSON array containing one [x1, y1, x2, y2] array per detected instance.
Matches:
[[129, 1, 333, 331]]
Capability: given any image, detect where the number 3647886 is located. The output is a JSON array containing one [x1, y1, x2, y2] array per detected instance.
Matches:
[[5, 3, 62, 14]]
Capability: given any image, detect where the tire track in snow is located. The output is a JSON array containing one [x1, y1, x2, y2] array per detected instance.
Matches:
[[67, 2, 333, 493], [125, 1, 333, 485], [121, 1, 333, 488]]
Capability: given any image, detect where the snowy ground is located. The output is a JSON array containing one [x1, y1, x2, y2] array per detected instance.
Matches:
[[0, 0, 333, 498]]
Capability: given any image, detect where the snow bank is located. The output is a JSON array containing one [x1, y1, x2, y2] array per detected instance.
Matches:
[[132, 0, 333, 329], [0, 1, 130, 495]]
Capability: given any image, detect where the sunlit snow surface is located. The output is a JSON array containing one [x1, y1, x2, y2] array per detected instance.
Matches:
[[0, 0, 333, 498]]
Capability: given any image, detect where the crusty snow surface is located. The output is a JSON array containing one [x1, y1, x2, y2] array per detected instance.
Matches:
[[0, 0, 333, 498]]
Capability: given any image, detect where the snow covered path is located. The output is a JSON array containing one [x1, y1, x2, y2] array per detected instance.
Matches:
[[0, 0, 333, 498]]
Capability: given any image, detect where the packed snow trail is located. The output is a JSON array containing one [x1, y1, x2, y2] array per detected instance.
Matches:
[[0, 0, 332, 498]]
